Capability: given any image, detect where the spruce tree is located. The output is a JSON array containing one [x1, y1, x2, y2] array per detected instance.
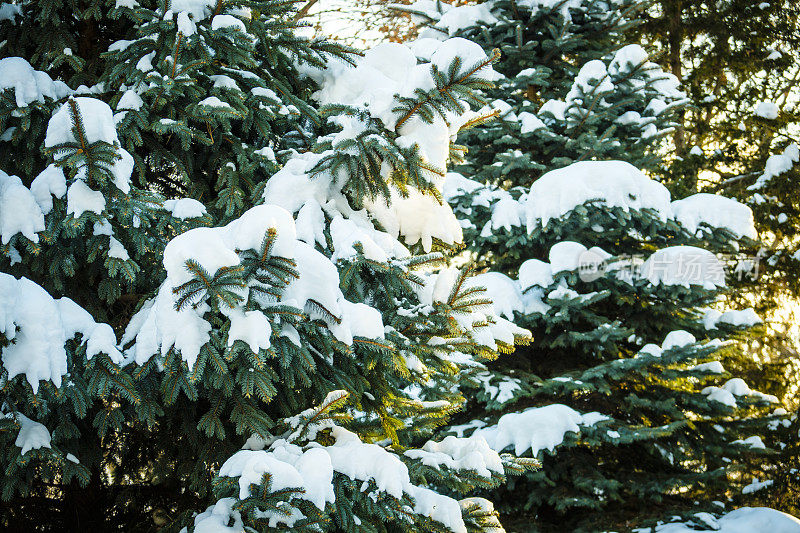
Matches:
[[445, 161, 781, 531], [636, 0, 800, 510], [396, 0, 687, 193], [0, 1, 534, 531], [395, 1, 788, 531], [637, 0, 800, 451]]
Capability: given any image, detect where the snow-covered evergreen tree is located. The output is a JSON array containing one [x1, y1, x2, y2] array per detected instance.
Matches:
[[394, 1, 788, 531], [396, 0, 687, 192], [444, 161, 782, 530], [0, 2, 533, 530]]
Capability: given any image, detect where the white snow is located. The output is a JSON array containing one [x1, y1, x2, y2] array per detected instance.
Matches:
[[474, 372, 522, 404], [163, 198, 207, 219], [253, 145, 276, 161], [473, 404, 608, 457], [219, 445, 333, 516], [405, 434, 503, 477], [410, 486, 466, 532], [282, 241, 342, 318], [488, 0, 580, 18], [692, 361, 725, 374], [430, 37, 497, 80], [108, 236, 130, 261], [723, 378, 753, 396], [486, 194, 525, 233], [224, 308, 271, 354], [262, 153, 410, 259], [211, 14, 246, 32], [10, 412, 52, 455], [732, 435, 766, 449], [608, 44, 649, 76], [486, 99, 516, 121], [0, 272, 122, 393], [262, 154, 337, 214], [135, 52, 155, 73], [524, 161, 672, 229], [329, 216, 390, 263], [365, 187, 463, 253], [337, 300, 385, 341], [111, 149, 134, 194], [0, 170, 45, 244], [749, 144, 799, 190], [645, 97, 668, 116], [190, 498, 245, 533], [617, 110, 641, 125], [518, 259, 554, 290], [0, 57, 69, 107], [312, 39, 494, 132], [742, 478, 774, 495], [122, 285, 212, 370], [662, 330, 696, 350], [44, 97, 134, 194], [703, 386, 737, 407], [176, 10, 197, 36], [251, 87, 279, 100], [548, 241, 587, 273], [703, 377, 778, 407], [107, 39, 134, 53], [198, 96, 233, 109], [169, 0, 216, 20], [538, 99, 567, 122], [518, 111, 546, 133], [123, 205, 387, 368], [209, 75, 239, 90], [0, 3, 22, 23], [299, 39, 500, 252], [640, 246, 726, 289], [117, 89, 144, 111], [434, 4, 497, 35], [569, 60, 613, 96], [649, 71, 685, 99], [717, 308, 761, 327], [66, 180, 106, 218], [671, 193, 757, 239], [443, 172, 483, 201], [754, 101, 779, 119], [722, 377, 778, 402], [330, 426, 467, 532], [650, 507, 800, 533], [639, 344, 663, 358], [45, 97, 120, 147], [417, 267, 531, 350], [29, 165, 67, 215], [465, 272, 524, 320], [415, 269, 530, 351]]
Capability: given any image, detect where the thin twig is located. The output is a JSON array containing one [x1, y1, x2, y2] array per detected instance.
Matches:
[[293, 0, 320, 21]]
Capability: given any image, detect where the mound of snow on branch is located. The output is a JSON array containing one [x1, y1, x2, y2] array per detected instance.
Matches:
[[473, 404, 609, 457], [303, 38, 498, 251], [122, 204, 386, 369], [445, 161, 756, 245], [0, 272, 122, 393], [215, 423, 497, 532], [644, 507, 800, 533]]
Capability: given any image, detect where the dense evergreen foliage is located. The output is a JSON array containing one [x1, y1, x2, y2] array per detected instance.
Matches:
[[1, 0, 798, 531], [0, 1, 533, 531], [639, 0, 800, 513], [400, 1, 792, 530]]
